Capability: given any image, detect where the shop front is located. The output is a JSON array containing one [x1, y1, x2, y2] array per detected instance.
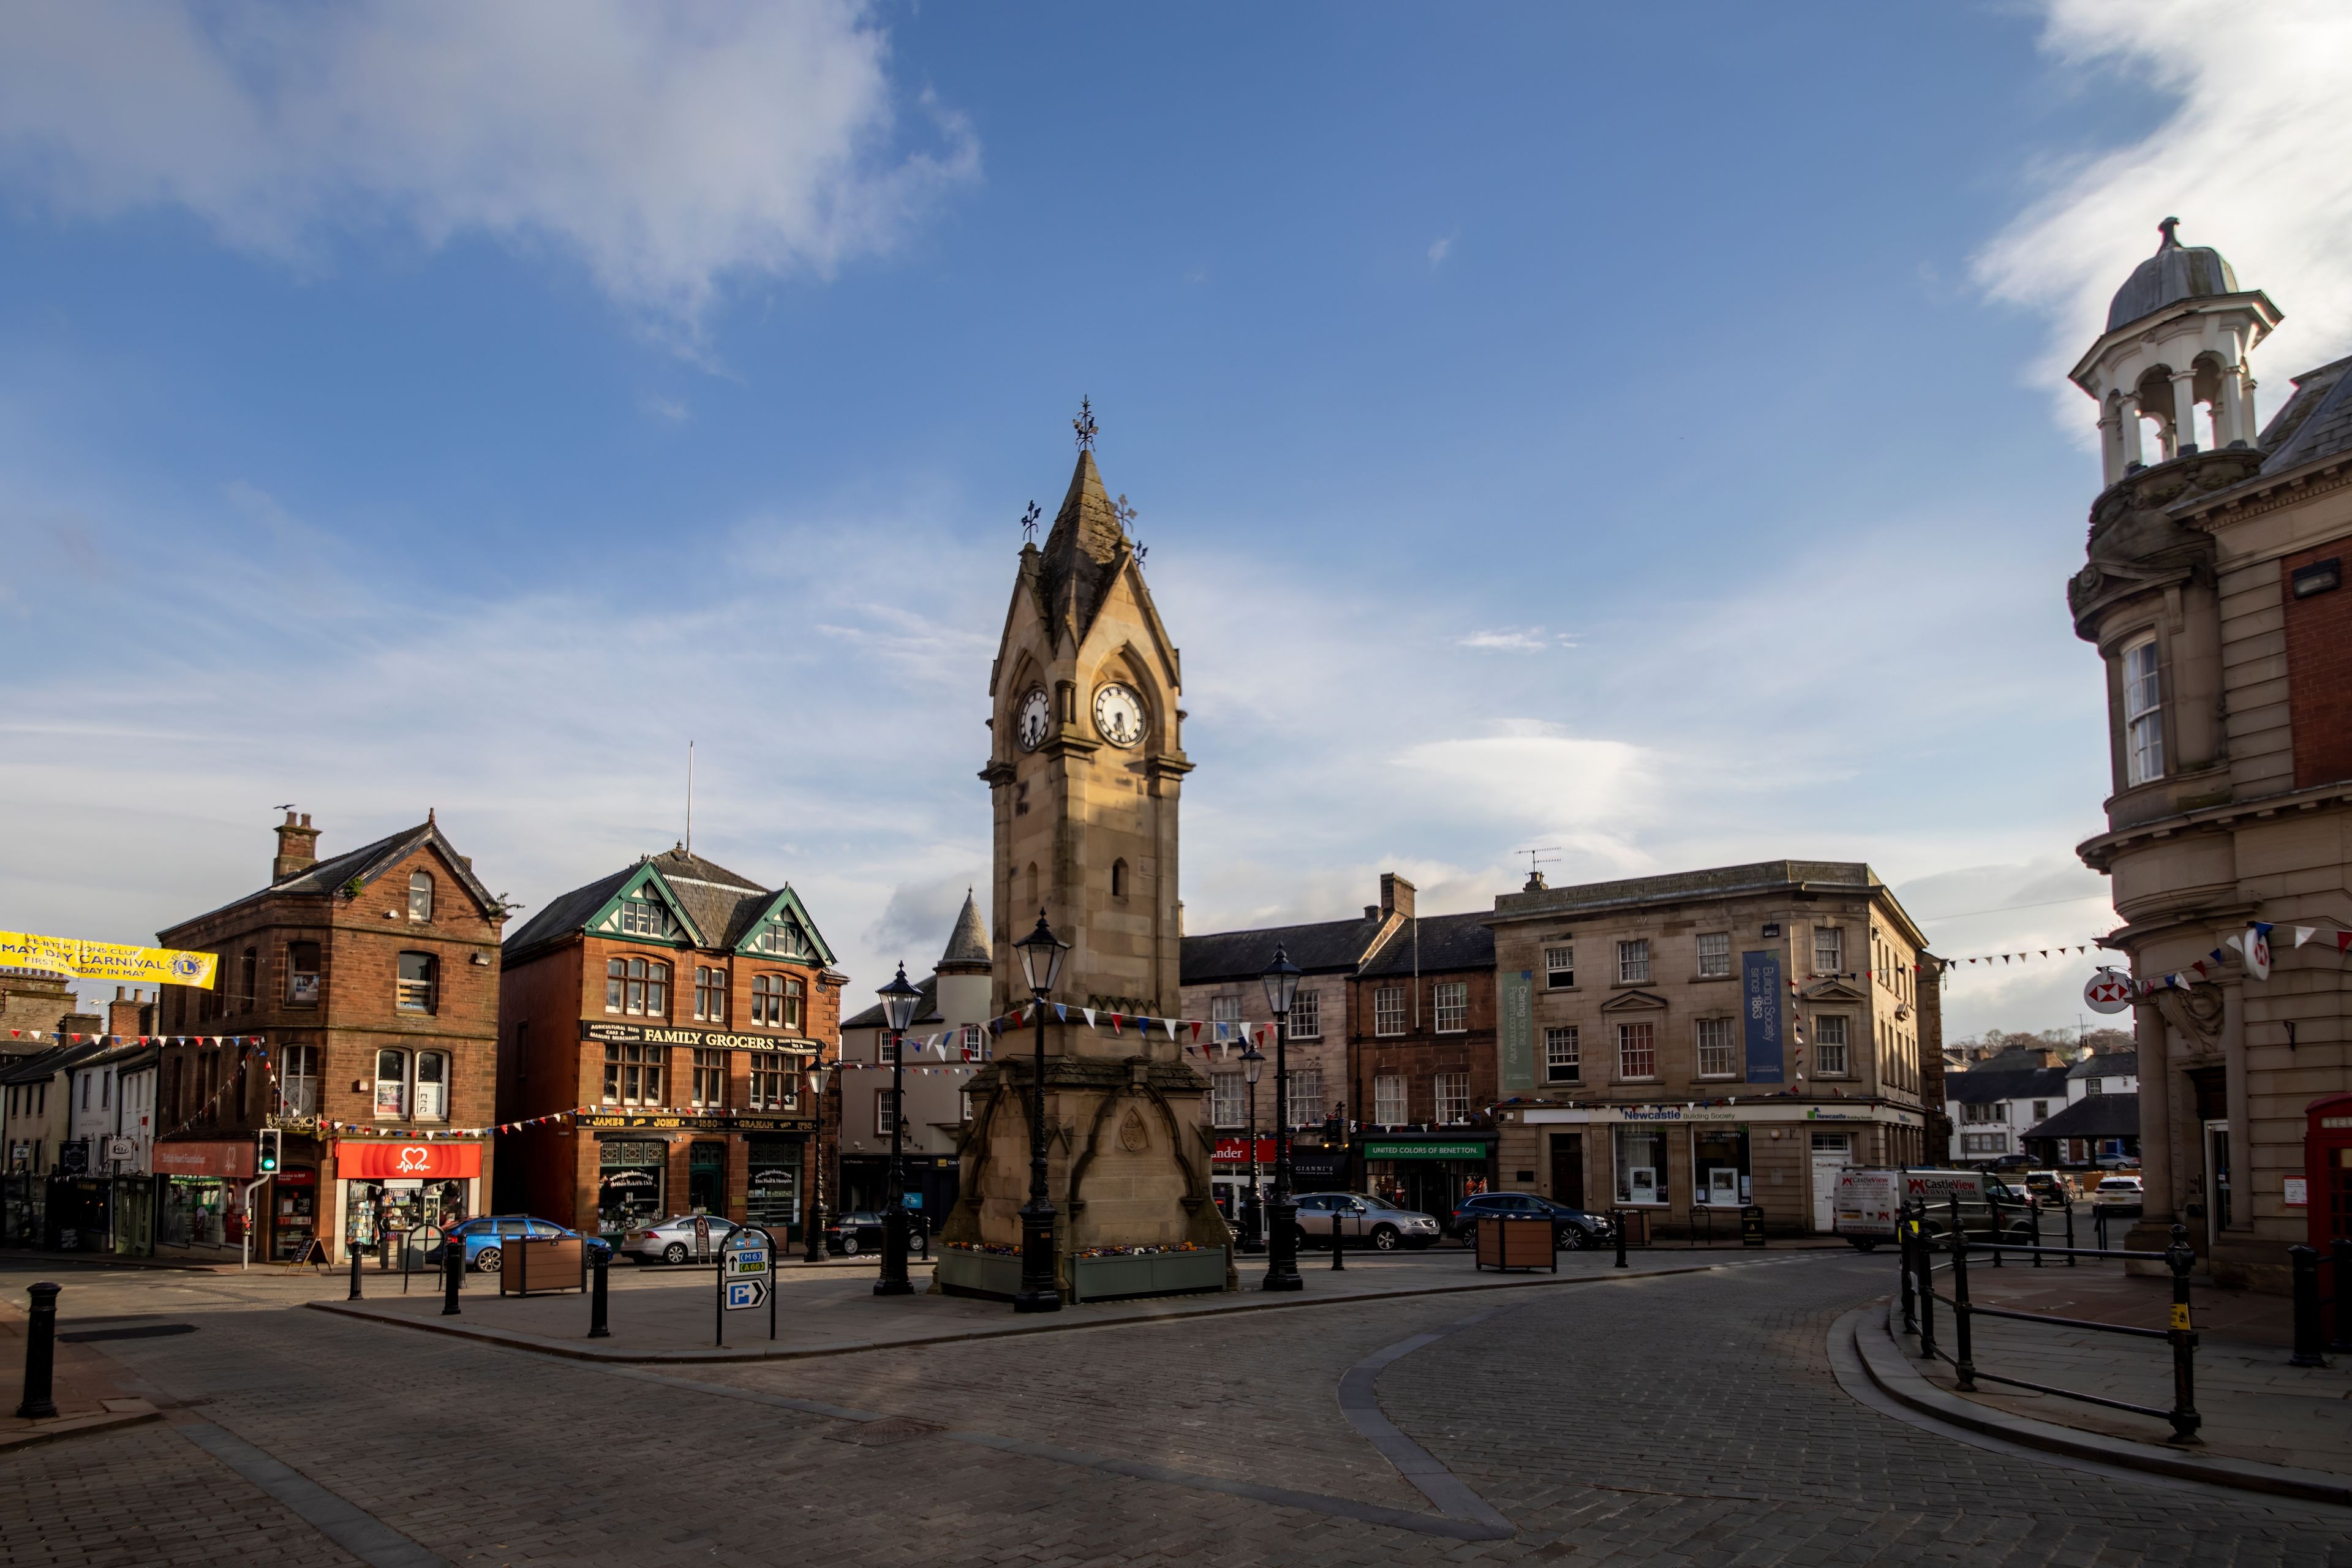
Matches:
[[1362, 1137, 1494, 1220], [155, 1139, 257, 1259], [334, 1139, 483, 1264], [745, 1138, 802, 1236], [596, 1139, 668, 1237], [43, 1177, 111, 1252]]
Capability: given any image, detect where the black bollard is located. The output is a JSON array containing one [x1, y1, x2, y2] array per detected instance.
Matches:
[[587, 1246, 610, 1340], [2290, 1245, 2324, 1367], [2334, 1238, 2352, 1354], [1948, 1197, 1976, 1392], [1613, 1209, 1627, 1270], [2165, 1223, 2202, 1444], [1897, 1207, 1918, 1336], [1913, 1204, 1938, 1362], [2029, 1197, 2043, 1268], [349, 1239, 363, 1300], [2063, 1194, 2076, 1268], [1332, 1210, 1344, 1271], [441, 1230, 462, 1317], [15, 1282, 60, 1419]]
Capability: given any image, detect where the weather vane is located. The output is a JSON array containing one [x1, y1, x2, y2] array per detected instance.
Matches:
[[1019, 500, 1040, 543], [1072, 396, 1098, 451]]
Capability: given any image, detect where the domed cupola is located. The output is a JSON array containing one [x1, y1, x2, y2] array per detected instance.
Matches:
[[2070, 219, 2282, 488], [2106, 217, 2240, 333]]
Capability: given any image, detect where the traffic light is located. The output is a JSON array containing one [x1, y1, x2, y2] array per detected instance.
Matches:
[[256, 1128, 281, 1175]]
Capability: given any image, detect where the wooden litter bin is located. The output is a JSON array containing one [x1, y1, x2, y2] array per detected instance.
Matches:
[[1474, 1215, 1557, 1273], [500, 1235, 585, 1296]]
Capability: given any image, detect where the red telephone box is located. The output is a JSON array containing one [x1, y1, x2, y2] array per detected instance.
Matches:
[[2305, 1091, 2352, 1248]]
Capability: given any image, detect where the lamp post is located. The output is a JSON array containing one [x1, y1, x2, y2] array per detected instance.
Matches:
[[873, 964, 921, 1297], [1012, 911, 1071, 1313], [1239, 1042, 1266, 1254], [803, 1055, 832, 1265], [1261, 946, 1303, 1292]]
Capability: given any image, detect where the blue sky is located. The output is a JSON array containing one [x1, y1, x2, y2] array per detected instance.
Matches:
[[2, 2, 2348, 1039]]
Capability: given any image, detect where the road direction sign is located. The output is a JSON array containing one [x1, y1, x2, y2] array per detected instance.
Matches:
[[725, 1246, 767, 1277], [725, 1277, 767, 1312]]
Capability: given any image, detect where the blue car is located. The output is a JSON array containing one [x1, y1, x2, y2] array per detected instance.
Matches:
[[423, 1215, 612, 1273]]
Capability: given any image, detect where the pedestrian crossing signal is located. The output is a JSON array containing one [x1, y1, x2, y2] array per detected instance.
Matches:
[[257, 1128, 281, 1174]]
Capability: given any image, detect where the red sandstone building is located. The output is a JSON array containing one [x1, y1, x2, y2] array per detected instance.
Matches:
[[1345, 906, 1500, 1216], [497, 846, 840, 1244], [153, 810, 505, 1262]]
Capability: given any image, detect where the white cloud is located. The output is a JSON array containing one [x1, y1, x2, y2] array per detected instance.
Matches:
[[1428, 233, 1454, 270], [1975, 0, 2352, 435], [1455, 627, 1548, 652], [0, 1, 978, 337]]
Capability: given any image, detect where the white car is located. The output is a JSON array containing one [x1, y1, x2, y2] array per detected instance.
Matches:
[[615, 1213, 743, 1264], [2093, 1176, 2144, 1213]]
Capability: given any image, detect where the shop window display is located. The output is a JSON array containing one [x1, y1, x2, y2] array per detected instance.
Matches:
[[1692, 1126, 1751, 1207], [1615, 1127, 1667, 1206], [598, 1140, 666, 1235]]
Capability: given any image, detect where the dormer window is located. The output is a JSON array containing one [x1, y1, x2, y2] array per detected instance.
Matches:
[[2122, 637, 2163, 785], [619, 896, 673, 938], [408, 871, 434, 922], [756, 919, 803, 957]]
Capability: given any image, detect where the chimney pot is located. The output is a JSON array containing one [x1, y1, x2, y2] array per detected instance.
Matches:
[[1379, 872, 1417, 920], [273, 811, 323, 883]]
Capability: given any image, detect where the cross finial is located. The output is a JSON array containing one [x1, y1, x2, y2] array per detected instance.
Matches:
[[1019, 500, 1040, 543], [1072, 396, 1098, 451]]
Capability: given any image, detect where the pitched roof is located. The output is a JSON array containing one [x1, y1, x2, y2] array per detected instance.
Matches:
[[2255, 355, 2352, 475], [1491, 859, 1926, 948], [1360, 911, 1494, 977], [501, 864, 638, 962], [502, 846, 829, 967], [1181, 911, 1393, 984], [2067, 1050, 2139, 1081], [2024, 1093, 2139, 1140], [939, 892, 990, 968], [164, 818, 502, 937], [843, 971, 945, 1031], [0, 1041, 108, 1084], [1945, 1063, 2071, 1106]]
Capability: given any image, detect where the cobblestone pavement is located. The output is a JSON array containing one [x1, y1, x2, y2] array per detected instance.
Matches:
[[2, 1253, 2347, 1566]]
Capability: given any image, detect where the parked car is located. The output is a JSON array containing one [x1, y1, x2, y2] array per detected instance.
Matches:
[[1289, 1192, 1442, 1250], [1447, 1192, 1615, 1249], [2022, 1170, 2072, 1205], [825, 1211, 889, 1256], [424, 1216, 612, 1274], [614, 1213, 747, 1265], [2093, 1175, 2144, 1214]]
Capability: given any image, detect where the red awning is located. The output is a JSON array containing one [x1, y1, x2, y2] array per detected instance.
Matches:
[[334, 1142, 484, 1180]]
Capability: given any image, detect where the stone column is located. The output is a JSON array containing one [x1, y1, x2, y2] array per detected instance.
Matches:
[[2120, 396, 2148, 470], [2172, 369, 2202, 455], [2133, 998, 2173, 1224], [2098, 405, 2125, 487]]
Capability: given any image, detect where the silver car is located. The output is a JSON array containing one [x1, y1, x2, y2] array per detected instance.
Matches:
[[615, 1213, 742, 1265], [1291, 1191, 1442, 1251]]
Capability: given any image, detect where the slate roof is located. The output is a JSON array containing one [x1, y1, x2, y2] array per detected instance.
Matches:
[[1181, 911, 1393, 984], [2107, 221, 2239, 333], [2255, 355, 2352, 475], [2067, 1050, 2139, 1082], [1360, 911, 1494, 977], [503, 847, 824, 967], [1945, 1060, 2071, 1106], [163, 818, 502, 938], [2025, 1093, 2140, 1140], [843, 972, 945, 1031], [0, 1041, 107, 1085], [939, 893, 990, 968]]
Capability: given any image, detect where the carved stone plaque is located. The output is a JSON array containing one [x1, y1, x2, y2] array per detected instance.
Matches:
[[1118, 1107, 1148, 1153]]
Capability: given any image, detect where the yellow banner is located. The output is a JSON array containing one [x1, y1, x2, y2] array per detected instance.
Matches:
[[0, 930, 217, 989]]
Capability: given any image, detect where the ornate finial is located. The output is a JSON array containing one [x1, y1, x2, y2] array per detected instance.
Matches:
[[2158, 216, 2180, 248], [1112, 494, 1137, 533], [1072, 396, 1098, 451], [1019, 500, 1040, 543]]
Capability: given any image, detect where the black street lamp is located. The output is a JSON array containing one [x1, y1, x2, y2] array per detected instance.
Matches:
[[803, 1055, 832, 1265], [1239, 1041, 1266, 1254], [1012, 910, 1070, 1313], [873, 963, 922, 1297], [1260, 946, 1303, 1292]]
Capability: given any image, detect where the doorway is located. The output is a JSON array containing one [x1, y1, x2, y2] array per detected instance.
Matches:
[[1810, 1133, 1854, 1233], [2203, 1119, 2232, 1250], [688, 1141, 728, 1215], [1548, 1134, 1584, 1209]]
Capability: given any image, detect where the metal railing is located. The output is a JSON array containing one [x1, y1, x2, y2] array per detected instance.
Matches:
[[1897, 1195, 2201, 1445]]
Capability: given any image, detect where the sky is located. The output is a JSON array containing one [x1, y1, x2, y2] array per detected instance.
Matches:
[[2, 1, 2349, 1041]]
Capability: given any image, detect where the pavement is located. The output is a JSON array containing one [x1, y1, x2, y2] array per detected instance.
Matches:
[[5, 1248, 2351, 1566]]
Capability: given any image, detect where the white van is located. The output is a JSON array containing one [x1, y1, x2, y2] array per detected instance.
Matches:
[[1833, 1167, 1901, 1251]]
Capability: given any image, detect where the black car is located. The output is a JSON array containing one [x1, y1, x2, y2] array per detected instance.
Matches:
[[1447, 1192, 1614, 1248]]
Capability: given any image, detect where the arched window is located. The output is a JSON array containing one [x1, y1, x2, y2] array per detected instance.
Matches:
[[1110, 859, 1128, 899], [605, 956, 669, 1017], [409, 871, 434, 922]]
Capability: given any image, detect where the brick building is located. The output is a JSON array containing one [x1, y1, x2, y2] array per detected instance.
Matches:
[[153, 810, 504, 1262], [1487, 861, 1934, 1238], [1347, 902, 1499, 1217], [498, 846, 840, 1245]]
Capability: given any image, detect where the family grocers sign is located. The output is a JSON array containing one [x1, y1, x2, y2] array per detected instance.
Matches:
[[334, 1141, 484, 1180]]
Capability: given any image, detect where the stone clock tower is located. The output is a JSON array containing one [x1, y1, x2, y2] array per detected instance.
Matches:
[[941, 432, 1233, 1292]]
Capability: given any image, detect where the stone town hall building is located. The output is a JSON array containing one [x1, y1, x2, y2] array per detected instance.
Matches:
[[2067, 220, 2352, 1286]]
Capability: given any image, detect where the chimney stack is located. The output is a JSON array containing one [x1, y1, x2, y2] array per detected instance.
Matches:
[[107, 987, 144, 1039], [1380, 872, 1417, 921], [274, 810, 320, 883]]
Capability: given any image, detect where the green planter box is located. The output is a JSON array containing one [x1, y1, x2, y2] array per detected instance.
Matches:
[[1070, 1249, 1227, 1303], [934, 1249, 1025, 1300]]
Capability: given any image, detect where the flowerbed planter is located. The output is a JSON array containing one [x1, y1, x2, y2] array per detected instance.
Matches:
[[934, 1248, 1025, 1300], [1070, 1248, 1227, 1303]]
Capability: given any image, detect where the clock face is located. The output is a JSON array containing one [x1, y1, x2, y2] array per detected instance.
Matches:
[[1016, 688, 1052, 752], [1093, 682, 1147, 748]]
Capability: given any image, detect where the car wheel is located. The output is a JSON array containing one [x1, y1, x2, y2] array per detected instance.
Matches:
[[1559, 1226, 1587, 1251], [663, 1242, 688, 1264], [840, 1234, 861, 1256], [1370, 1224, 1401, 1252], [1849, 1238, 1880, 1253], [475, 1248, 502, 1274]]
